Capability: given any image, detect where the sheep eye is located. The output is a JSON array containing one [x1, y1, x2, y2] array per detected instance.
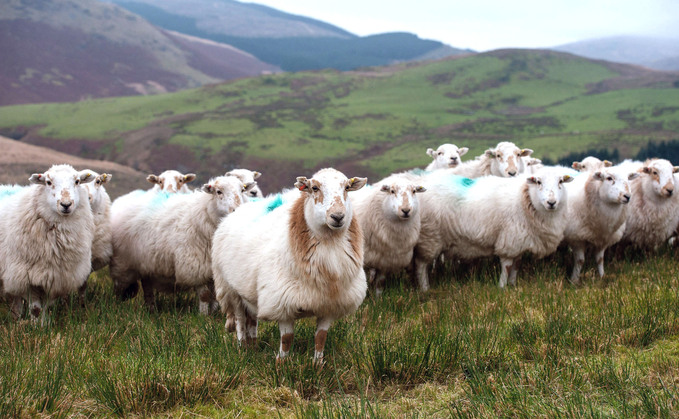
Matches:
[[46, 180, 52, 186], [96, 180, 101, 185], [438, 152, 443, 156], [537, 180, 542, 185], [607, 176, 613, 181], [391, 189, 396, 194], [312, 186, 319, 192], [217, 190, 223, 195], [653, 171, 658, 176], [75, 179, 80, 186]]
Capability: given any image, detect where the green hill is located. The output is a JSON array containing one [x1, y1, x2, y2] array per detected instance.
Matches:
[[1, 49, 678, 191]]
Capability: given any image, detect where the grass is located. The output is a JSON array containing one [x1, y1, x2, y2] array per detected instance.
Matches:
[[2, 247, 679, 417]]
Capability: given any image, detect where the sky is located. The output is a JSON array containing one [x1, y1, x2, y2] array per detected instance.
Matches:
[[247, 0, 679, 51]]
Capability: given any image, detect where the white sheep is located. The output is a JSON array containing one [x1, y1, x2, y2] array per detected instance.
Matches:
[[450, 141, 533, 178], [572, 157, 613, 173], [213, 168, 367, 362], [351, 174, 426, 296], [226, 168, 263, 198], [83, 172, 113, 272], [412, 167, 573, 290], [523, 157, 544, 174], [0, 164, 95, 322], [563, 166, 638, 284], [110, 175, 253, 313], [621, 159, 679, 248], [147, 169, 196, 193], [425, 144, 469, 170]]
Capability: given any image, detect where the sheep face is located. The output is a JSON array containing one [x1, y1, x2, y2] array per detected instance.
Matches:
[[486, 142, 533, 177], [295, 168, 367, 231], [202, 176, 251, 216], [83, 172, 112, 207], [29, 164, 95, 216], [379, 181, 426, 220], [147, 170, 196, 193], [526, 171, 573, 211], [426, 144, 468, 169], [593, 168, 638, 204], [226, 168, 263, 198], [572, 156, 612, 173], [641, 159, 679, 198]]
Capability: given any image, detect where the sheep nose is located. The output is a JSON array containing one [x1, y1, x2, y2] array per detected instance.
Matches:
[[450, 157, 457, 162], [507, 170, 517, 177], [623, 194, 631, 203], [61, 201, 72, 209], [547, 200, 556, 209], [668, 189, 674, 196], [330, 213, 345, 223], [401, 208, 411, 217]]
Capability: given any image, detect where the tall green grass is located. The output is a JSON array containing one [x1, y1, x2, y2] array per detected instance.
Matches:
[[2, 249, 679, 417]]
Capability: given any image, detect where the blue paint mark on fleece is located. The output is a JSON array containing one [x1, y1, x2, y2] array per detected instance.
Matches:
[[407, 168, 431, 176], [266, 194, 283, 213], [0, 185, 24, 203], [149, 191, 172, 208]]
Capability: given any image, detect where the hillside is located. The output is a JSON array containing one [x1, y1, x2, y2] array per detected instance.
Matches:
[[108, 0, 471, 71], [0, 136, 149, 199], [0, 0, 279, 106], [1, 50, 678, 192], [553, 36, 679, 71]]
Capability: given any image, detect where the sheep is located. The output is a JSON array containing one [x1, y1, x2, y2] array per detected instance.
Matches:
[[523, 157, 544, 174], [412, 167, 573, 290], [83, 172, 113, 272], [563, 166, 638, 284], [425, 144, 469, 170], [351, 174, 426, 296], [147, 169, 196, 193], [110, 175, 253, 313], [572, 157, 613, 173], [226, 168, 263, 198], [213, 168, 367, 362], [450, 141, 533, 178], [620, 159, 679, 249], [0, 164, 95, 322]]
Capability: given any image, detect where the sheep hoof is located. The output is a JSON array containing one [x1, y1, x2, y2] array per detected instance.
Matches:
[[313, 357, 325, 370]]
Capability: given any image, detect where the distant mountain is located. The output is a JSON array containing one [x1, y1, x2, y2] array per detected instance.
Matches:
[[553, 36, 679, 70], [0, 0, 279, 106], [107, 0, 472, 71]]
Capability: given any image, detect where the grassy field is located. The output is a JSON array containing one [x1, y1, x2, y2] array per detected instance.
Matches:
[[2, 246, 679, 417], [1, 50, 678, 192]]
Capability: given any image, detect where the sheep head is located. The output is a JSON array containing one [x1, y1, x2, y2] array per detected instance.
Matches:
[[29, 164, 95, 216]]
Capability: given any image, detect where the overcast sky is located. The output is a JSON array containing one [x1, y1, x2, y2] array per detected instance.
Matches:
[[247, 0, 679, 51]]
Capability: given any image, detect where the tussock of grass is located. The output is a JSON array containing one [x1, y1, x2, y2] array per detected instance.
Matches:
[[2, 248, 679, 416]]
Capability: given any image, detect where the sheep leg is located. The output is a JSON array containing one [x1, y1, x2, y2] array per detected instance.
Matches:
[[314, 317, 333, 366], [595, 247, 606, 278], [27, 287, 44, 324], [141, 278, 156, 313], [570, 245, 585, 285], [78, 280, 88, 308], [508, 257, 520, 286], [368, 268, 376, 285], [374, 271, 387, 298], [277, 319, 295, 362], [498, 258, 514, 288], [414, 258, 430, 292], [245, 314, 258, 347], [10, 296, 25, 320], [231, 299, 248, 345], [197, 284, 214, 316]]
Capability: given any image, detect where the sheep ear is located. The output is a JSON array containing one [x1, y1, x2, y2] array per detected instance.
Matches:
[[520, 148, 533, 157], [147, 174, 160, 184], [380, 184, 390, 193], [295, 176, 311, 192], [628, 172, 640, 180], [561, 175, 574, 183], [593, 171, 605, 181], [485, 149, 496, 158], [184, 174, 197, 183], [202, 183, 215, 194], [29, 173, 46, 185], [415, 186, 427, 193], [674, 166, 679, 174], [604, 160, 613, 167], [242, 182, 256, 192], [426, 148, 435, 157], [99, 173, 112, 184], [79, 171, 96, 184], [347, 177, 368, 191], [253, 171, 262, 179], [458, 147, 469, 156], [642, 167, 652, 174], [572, 162, 583, 170], [526, 176, 539, 185]]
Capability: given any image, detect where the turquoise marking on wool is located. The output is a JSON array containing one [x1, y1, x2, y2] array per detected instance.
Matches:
[[458, 176, 476, 188], [407, 168, 431, 176], [149, 191, 172, 207], [266, 194, 283, 213], [0, 185, 24, 202]]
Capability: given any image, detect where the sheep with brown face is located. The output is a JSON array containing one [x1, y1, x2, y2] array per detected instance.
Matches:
[[0, 164, 95, 322], [450, 141, 533, 178], [213, 168, 367, 363]]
